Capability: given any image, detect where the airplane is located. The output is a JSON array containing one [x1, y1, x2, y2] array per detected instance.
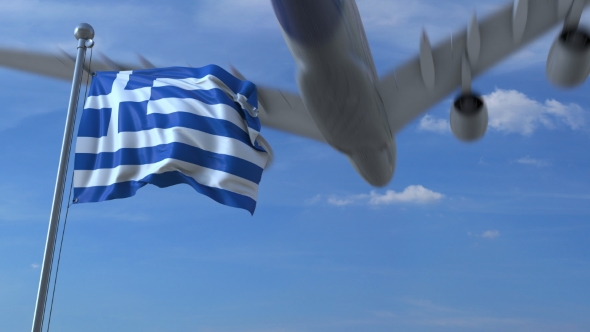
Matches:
[[0, 0, 589, 187]]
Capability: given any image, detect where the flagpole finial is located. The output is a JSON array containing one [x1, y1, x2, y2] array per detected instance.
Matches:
[[74, 23, 94, 40]]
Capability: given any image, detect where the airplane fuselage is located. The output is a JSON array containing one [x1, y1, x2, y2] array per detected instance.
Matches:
[[271, 0, 396, 186]]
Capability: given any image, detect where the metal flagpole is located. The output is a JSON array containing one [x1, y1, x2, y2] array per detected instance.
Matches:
[[31, 23, 94, 332]]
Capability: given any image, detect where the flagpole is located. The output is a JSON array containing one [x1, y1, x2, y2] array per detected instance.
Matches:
[[31, 23, 94, 332]]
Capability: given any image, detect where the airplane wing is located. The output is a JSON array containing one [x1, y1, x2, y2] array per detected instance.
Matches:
[[256, 87, 325, 141], [240, 0, 590, 142], [0, 47, 144, 82], [0, 0, 587, 143], [379, 0, 590, 134], [0, 47, 326, 142]]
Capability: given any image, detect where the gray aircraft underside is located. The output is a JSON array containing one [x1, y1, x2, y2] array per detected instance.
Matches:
[[1, 0, 589, 186]]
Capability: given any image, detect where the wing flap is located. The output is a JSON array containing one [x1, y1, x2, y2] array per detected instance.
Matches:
[[0, 50, 324, 142]]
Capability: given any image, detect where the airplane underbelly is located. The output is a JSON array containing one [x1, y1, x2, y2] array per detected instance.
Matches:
[[273, 0, 396, 186], [297, 63, 385, 148], [298, 65, 395, 186]]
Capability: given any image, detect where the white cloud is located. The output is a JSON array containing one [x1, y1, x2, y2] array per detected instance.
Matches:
[[516, 156, 549, 167], [418, 89, 586, 136], [468, 230, 500, 239], [326, 193, 368, 206], [327, 197, 356, 206], [369, 185, 444, 205], [323, 185, 444, 207], [31, 264, 39, 269], [418, 115, 449, 133], [304, 194, 322, 205], [481, 230, 500, 239], [484, 89, 585, 135]]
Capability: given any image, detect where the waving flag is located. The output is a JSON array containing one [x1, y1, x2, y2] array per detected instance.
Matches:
[[73, 65, 268, 214]]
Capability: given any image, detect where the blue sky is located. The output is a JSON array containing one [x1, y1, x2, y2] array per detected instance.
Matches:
[[1, 0, 590, 331]]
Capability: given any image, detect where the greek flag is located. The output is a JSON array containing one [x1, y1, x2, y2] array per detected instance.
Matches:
[[73, 65, 268, 214]]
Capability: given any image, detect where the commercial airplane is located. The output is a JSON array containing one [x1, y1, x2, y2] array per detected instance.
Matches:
[[0, 0, 589, 187]]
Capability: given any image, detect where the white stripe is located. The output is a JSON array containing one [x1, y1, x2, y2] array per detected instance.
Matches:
[[74, 158, 258, 200], [75, 127, 267, 168], [85, 74, 250, 111], [146, 97, 249, 132], [154, 76, 257, 116], [153, 76, 227, 90], [84, 86, 151, 109], [85, 72, 150, 109], [84, 73, 259, 141]]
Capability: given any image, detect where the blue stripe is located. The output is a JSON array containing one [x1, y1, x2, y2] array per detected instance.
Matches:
[[78, 108, 112, 137], [149, 86, 261, 133], [78, 65, 266, 214], [74, 142, 263, 183], [151, 86, 237, 106], [73, 170, 257, 214], [150, 86, 242, 116], [117, 101, 259, 149], [123, 65, 258, 110]]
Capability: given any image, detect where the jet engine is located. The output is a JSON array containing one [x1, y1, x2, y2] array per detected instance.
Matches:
[[546, 28, 590, 87], [450, 93, 488, 142]]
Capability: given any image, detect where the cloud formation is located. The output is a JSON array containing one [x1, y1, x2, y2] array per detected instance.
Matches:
[[418, 115, 449, 133], [469, 230, 501, 239], [369, 185, 445, 205], [481, 230, 500, 239], [485, 89, 585, 135], [516, 156, 549, 167], [327, 197, 357, 206], [418, 89, 586, 136], [321, 185, 445, 207]]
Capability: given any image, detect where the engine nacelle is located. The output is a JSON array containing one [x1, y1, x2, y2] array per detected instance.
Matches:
[[450, 93, 488, 142], [546, 28, 590, 87]]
